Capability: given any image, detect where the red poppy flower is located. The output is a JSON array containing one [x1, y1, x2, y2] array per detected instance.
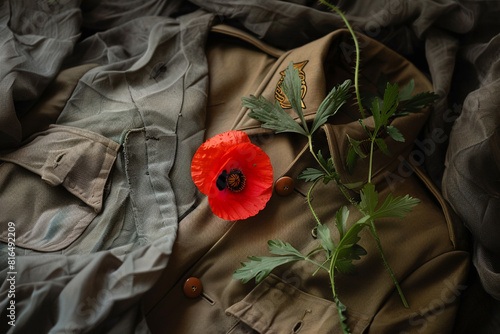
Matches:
[[191, 131, 274, 221]]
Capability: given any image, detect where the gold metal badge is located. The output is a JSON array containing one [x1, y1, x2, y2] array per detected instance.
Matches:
[[275, 60, 308, 109]]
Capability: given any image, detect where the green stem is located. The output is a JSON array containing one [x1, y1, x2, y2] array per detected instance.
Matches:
[[305, 257, 330, 272], [307, 177, 323, 225], [329, 248, 338, 299], [308, 135, 358, 208], [369, 221, 409, 308], [368, 136, 375, 184], [308, 135, 330, 175], [319, 0, 365, 118], [336, 181, 360, 208]]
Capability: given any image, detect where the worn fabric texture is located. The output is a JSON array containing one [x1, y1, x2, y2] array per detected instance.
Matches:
[[0, 0, 499, 333], [144, 27, 469, 333]]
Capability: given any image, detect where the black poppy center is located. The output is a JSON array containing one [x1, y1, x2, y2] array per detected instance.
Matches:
[[216, 169, 246, 192]]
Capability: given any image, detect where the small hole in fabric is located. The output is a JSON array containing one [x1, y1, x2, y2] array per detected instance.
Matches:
[[53, 152, 66, 168], [293, 320, 303, 333]]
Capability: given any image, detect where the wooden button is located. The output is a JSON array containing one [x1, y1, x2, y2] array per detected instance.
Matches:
[[183, 277, 203, 298], [275, 176, 294, 196]]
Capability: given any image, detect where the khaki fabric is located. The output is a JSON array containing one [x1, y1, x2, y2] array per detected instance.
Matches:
[[144, 27, 469, 333]]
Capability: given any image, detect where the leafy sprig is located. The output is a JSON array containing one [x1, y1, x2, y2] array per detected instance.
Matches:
[[243, 62, 351, 139], [235, 2, 436, 333]]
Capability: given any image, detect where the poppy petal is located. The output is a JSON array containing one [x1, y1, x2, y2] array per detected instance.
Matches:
[[191, 131, 273, 221], [207, 142, 273, 220], [191, 131, 250, 195]]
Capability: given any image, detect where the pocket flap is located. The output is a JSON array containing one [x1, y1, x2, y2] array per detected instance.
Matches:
[[0, 125, 120, 251], [225, 275, 370, 334]]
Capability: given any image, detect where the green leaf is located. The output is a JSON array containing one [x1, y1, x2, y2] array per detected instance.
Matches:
[[371, 83, 399, 133], [346, 146, 358, 174], [233, 239, 306, 284], [339, 221, 367, 248], [334, 297, 351, 334], [349, 243, 368, 258], [243, 95, 307, 136], [358, 183, 420, 220], [398, 79, 415, 101], [375, 138, 390, 156], [298, 168, 325, 182], [326, 157, 336, 175], [380, 83, 399, 122], [400, 91, 439, 113], [233, 255, 302, 284], [371, 194, 420, 220], [335, 206, 350, 239], [343, 181, 364, 190], [386, 125, 405, 142], [335, 258, 357, 275], [316, 224, 336, 253], [311, 79, 351, 134], [317, 150, 327, 169], [347, 134, 367, 159], [336, 244, 367, 274], [323, 173, 339, 185], [268, 239, 304, 257], [282, 61, 309, 134], [370, 97, 382, 131], [359, 183, 378, 215], [315, 150, 338, 184]]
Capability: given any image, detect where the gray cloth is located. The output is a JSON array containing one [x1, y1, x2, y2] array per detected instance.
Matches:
[[0, 1, 214, 332]]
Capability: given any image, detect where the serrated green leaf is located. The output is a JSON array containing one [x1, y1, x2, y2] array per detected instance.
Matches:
[[334, 297, 351, 334], [311, 79, 351, 134], [282, 61, 309, 134], [339, 222, 366, 248], [386, 125, 405, 142], [398, 79, 415, 101], [317, 150, 327, 169], [359, 183, 378, 215], [298, 168, 325, 182], [322, 173, 339, 185], [335, 258, 357, 275], [317, 150, 337, 174], [327, 157, 336, 173], [335, 242, 367, 275], [233, 255, 303, 284], [400, 91, 439, 113], [371, 194, 420, 220], [243, 95, 308, 136], [335, 206, 350, 239], [375, 138, 390, 156], [267, 239, 305, 258], [233, 239, 307, 284], [371, 83, 399, 133], [380, 83, 399, 123], [350, 243, 368, 258], [317, 224, 336, 253]]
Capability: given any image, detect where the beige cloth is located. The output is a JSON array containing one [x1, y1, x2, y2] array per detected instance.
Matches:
[[143, 27, 469, 334]]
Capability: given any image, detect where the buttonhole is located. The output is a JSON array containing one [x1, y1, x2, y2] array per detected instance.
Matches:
[[201, 292, 215, 305], [53, 152, 66, 168], [293, 320, 303, 333]]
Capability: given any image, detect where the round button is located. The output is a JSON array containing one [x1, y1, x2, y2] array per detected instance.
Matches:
[[183, 277, 203, 298], [275, 176, 294, 196]]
